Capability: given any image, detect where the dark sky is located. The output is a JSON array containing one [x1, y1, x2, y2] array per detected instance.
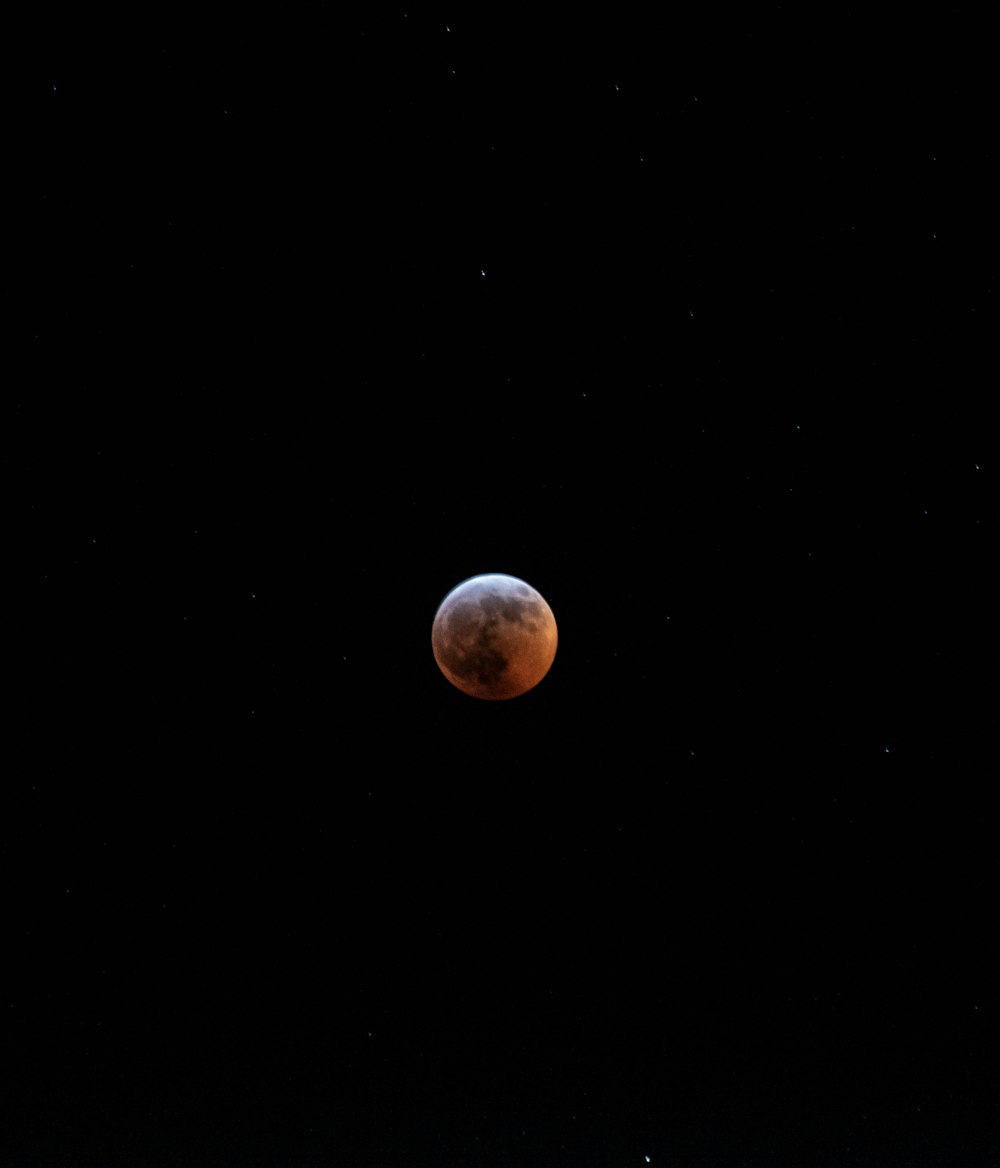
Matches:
[[10, 10, 995, 1166]]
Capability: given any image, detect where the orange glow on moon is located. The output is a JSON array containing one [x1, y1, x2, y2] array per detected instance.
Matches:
[[431, 574, 557, 700]]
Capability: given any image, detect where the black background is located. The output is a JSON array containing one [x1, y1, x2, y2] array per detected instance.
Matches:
[[10, 9, 995, 1165]]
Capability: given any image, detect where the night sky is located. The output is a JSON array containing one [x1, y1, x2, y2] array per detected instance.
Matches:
[[11, 10, 995, 1166]]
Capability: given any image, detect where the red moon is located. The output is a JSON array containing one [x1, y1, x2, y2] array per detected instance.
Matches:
[[431, 574, 558, 700]]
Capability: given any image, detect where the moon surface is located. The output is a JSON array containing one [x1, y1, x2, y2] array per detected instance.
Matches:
[[432, 574, 558, 700]]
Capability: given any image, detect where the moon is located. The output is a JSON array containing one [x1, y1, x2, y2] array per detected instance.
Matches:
[[431, 574, 558, 700]]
